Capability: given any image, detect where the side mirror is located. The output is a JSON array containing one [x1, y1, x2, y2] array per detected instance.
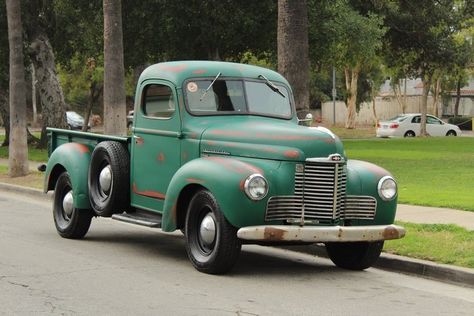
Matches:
[[298, 113, 313, 127]]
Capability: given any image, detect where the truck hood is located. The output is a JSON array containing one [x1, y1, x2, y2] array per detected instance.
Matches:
[[199, 118, 344, 162]]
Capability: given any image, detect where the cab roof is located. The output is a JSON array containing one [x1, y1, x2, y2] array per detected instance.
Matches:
[[138, 61, 290, 88]]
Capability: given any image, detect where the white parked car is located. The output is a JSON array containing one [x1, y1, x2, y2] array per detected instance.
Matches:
[[376, 113, 462, 138]]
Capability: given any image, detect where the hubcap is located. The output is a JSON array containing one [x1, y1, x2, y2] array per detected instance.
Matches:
[[199, 213, 216, 248], [99, 165, 112, 194], [62, 190, 74, 218]]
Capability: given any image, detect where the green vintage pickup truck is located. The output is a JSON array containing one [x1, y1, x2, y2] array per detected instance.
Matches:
[[44, 61, 405, 274]]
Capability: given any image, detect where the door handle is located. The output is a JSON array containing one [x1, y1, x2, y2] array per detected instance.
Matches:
[[133, 135, 144, 145]]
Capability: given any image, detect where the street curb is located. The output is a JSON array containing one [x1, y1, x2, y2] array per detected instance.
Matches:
[[1, 182, 473, 288], [0, 182, 52, 200], [284, 244, 474, 289]]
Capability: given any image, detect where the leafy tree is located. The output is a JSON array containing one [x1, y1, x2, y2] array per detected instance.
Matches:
[[382, 0, 465, 136], [327, 1, 385, 128], [23, 0, 68, 147], [278, 0, 310, 114], [6, 0, 28, 176], [121, 0, 277, 66]]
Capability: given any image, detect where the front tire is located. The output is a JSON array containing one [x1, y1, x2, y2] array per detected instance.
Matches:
[[325, 241, 384, 270], [446, 130, 457, 136], [53, 172, 93, 239], [185, 190, 241, 274]]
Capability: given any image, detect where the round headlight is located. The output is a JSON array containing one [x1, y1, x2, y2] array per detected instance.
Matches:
[[244, 174, 268, 201], [377, 176, 397, 201]]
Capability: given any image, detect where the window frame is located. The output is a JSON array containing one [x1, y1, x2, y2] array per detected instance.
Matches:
[[140, 83, 176, 121], [182, 77, 294, 120]]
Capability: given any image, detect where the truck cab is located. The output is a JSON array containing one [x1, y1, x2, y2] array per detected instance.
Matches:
[[44, 61, 405, 274]]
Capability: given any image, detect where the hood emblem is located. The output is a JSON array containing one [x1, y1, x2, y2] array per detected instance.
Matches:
[[329, 154, 342, 162]]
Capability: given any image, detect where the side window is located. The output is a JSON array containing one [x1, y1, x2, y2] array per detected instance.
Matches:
[[427, 116, 442, 124], [411, 116, 421, 124], [142, 84, 175, 118]]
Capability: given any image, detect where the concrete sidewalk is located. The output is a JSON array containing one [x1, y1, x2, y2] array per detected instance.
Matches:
[[397, 204, 474, 231]]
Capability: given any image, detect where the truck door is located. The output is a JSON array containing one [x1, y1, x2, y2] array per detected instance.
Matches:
[[130, 81, 181, 212]]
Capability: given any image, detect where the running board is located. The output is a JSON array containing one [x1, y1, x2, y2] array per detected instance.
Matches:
[[112, 211, 162, 228]]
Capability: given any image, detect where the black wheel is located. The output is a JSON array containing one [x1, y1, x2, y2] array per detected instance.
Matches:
[[88, 141, 130, 217], [325, 241, 384, 270], [446, 130, 457, 136], [404, 130, 415, 137], [53, 172, 93, 239], [185, 190, 241, 274]]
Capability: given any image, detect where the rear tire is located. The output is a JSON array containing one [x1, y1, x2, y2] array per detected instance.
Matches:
[[404, 130, 415, 137], [53, 172, 93, 239], [446, 130, 457, 136], [88, 141, 130, 217], [185, 190, 241, 274], [325, 241, 384, 270]]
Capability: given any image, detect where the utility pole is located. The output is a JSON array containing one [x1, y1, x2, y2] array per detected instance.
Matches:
[[332, 66, 336, 125]]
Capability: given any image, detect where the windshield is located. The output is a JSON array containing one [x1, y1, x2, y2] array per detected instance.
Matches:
[[185, 79, 292, 118]]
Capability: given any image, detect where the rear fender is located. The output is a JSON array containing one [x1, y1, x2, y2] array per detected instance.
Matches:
[[162, 157, 270, 232], [44, 143, 92, 209]]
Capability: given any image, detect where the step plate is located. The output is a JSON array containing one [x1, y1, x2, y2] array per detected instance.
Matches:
[[112, 212, 162, 228]]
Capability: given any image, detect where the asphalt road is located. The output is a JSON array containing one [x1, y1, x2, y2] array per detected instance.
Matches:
[[1, 191, 473, 316]]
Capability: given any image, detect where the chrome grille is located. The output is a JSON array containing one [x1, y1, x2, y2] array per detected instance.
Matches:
[[265, 196, 303, 221], [344, 196, 377, 219], [265, 159, 377, 223], [294, 161, 346, 221]]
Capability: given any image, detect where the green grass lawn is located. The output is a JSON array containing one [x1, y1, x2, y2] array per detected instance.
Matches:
[[0, 133, 48, 162], [384, 222, 474, 268], [343, 137, 474, 211]]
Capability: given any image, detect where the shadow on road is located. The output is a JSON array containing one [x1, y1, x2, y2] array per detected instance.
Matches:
[[79, 228, 345, 277]]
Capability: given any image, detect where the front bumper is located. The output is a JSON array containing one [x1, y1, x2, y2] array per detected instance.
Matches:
[[237, 224, 405, 242]]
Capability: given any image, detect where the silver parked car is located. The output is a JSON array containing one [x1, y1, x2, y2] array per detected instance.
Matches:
[[66, 111, 90, 130], [376, 113, 462, 137]]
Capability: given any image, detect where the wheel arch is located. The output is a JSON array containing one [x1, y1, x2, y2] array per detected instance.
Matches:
[[175, 183, 206, 231], [44, 143, 92, 210], [161, 157, 270, 232]]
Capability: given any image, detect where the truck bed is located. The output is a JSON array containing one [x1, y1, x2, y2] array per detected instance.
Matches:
[[47, 128, 130, 157]]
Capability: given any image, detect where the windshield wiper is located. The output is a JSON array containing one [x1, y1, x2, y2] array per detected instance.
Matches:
[[258, 74, 286, 98], [200, 72, 222, 101]]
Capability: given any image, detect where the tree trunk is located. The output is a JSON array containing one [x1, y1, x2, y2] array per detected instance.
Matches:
[[277, 0, 310, 115], [29, 33, 68, 148], [420, 77, 431, 137], [403, 77, 407, 113], [454, 79, 461, 117], [393, 79, 407, 114], [372, 96, 378, 126], [82, 82, 102, 132], [0, 88, 10, 147], [432, 77, 441, 117], [6, 0, 29, 176], [344, 66, 359, 129], [103, 0, 127, 136], [31, 63, 37, 125]]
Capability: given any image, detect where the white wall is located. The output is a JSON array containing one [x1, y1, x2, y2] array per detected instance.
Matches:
[[321, 96, 438, 126]]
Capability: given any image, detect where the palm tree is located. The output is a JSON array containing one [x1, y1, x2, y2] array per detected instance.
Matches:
[[277, 0, 310, 115], [103, 0, 127, 136], [6, 0, 28, 176]]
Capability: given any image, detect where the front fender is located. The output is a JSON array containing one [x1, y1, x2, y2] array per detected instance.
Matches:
[[44, 143, 92, 209], [162, 156, 281, 232], [346, 159, 397, 225]]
